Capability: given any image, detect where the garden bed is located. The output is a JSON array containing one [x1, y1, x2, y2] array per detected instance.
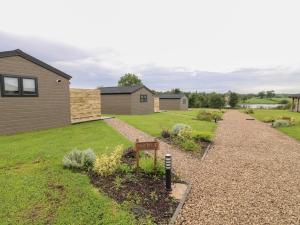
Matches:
[[88, 148, 181, 224], [160, 137, 211, 158]]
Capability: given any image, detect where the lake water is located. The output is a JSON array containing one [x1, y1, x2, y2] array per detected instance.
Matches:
[[240, 104, 284, 109]]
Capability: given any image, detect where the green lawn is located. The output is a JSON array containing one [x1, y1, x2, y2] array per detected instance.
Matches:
[[250, 109, 300, 141], [116, 110, 217, 137], [240, 97, 290, 104], [0, 121, 138, 225]]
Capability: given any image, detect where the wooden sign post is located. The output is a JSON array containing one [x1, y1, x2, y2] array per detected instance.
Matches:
[[135, 139, 160, 170]]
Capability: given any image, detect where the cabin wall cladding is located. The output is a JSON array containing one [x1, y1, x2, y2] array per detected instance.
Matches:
[[70, 88, 101, 123], [154, 97, 160, 112]]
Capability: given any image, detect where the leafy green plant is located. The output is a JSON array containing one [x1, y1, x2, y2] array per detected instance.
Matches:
[[196, 110, 212, 121], [171, 123, 191, 136], [262, 117, 275, 123], [244, 108, 254, 114], [196, 110, 222, 122], [179, 139, 199, 151], [113, 176, 123, 191], [118, 163, 133, 174], [192, 131, 213, 142], [211, 111, 222, 121], [177, 126, 193, 139], [161, 129, 170, 138], [277, 116, 296, 125], [150, 191, 158, 201], [279, 99, 289, 104], [139, 156, 165, 176], [63, 148, 96, 171], [272, 120, 290, 128], [93, 145, 124, 177], [82, 148, 97, 170]]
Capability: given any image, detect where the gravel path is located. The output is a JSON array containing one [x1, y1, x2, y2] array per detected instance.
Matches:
[[106, 111, 300, 224]]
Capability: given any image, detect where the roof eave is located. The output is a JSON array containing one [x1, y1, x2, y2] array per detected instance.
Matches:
[[0, 49, 72, 80]]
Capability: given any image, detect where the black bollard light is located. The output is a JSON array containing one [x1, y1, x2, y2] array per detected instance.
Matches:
[[165, 154, 172, 191]]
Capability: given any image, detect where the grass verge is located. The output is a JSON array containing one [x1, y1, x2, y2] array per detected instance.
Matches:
[[247, 109, 300, 141], [115, 110, 217, 137], [0, 121, 138, 225]]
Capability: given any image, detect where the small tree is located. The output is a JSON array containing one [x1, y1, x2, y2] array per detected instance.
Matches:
[[229, 92, 239, 108], [171, 88, 181, 94], [266, 90, 275, 98], [118, 73, 142, 87], [257, 91, 266, 99], [208, 93, 225, 108]]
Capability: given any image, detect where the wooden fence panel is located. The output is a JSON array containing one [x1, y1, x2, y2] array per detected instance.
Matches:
[[70, 88, 101, 123]]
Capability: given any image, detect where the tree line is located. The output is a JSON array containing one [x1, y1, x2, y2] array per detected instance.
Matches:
[[115, 73, 288, 108]]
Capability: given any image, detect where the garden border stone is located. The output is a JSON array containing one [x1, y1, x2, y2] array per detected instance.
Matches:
[[169, 182, 192, 225]]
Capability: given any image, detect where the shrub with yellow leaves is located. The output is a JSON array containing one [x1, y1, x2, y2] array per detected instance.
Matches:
[[93, 145, 124, 177]]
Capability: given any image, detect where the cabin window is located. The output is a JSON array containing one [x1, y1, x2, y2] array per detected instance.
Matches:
[[22, 78, 38, 96], [140, 94, 148, 102], [182, 98, 187, 104], [1, 75, 38, 97]]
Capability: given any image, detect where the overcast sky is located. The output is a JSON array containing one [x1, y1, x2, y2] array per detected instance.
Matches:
[[1, 0, 300, 93]]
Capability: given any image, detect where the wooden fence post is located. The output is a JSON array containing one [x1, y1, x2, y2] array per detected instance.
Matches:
[[135, 139, 140, 170]]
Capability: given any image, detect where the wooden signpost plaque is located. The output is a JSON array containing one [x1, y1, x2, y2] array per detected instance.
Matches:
[[135, 139, 159, 169]]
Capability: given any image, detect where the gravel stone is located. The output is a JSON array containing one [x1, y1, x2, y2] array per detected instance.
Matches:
[[105, 110, 300, 224]]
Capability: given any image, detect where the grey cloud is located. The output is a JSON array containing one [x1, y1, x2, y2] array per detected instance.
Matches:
[[0, 31, 90, 62], [1, 31, 299, 93]]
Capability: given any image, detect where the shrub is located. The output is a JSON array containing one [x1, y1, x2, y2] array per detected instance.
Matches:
[[196, 110, 223, 122], [82, 148, 96, 170], [171, 136, 199, 151], [93, 145, 124, 177], [117, 163, 133, 174], [277, 116, 296, 125], [262, 117, 275, 123], [244, 108, 254, 114], [279, 99, 289, 104], [178, 127, 193, 139], [272, 120, 290, 128], [63, 149, 96, 171], [161, 129, 170, 138], [139, 156, 165, 176], [192, 131, 213, 142], [179, 139, 199, 151], [196, 110, 212, 121], [211, 111, 222, 121], [171, 123, 191, 136], [282, 102, 292, 110]]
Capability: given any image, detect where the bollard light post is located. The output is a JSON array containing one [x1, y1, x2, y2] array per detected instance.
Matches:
[[165, 154, 172, 191]]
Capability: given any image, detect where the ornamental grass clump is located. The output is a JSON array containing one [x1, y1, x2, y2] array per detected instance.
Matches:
[[93, 145, 124, 177], [139, 156, 165, 176], [63, 148, 96, 171]]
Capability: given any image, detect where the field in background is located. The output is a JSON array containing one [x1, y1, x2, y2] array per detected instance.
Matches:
[[0, 122, 136, 225], [250, 109, 300, 141], [240, 97, 290, 104], [116, 110, 217, 137]]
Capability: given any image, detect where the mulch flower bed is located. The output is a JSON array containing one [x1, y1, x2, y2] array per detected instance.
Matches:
[[160, 137, 211, 158], [89, 148, 180, 224]]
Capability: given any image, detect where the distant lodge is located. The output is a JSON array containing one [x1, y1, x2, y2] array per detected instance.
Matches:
[[159, 93, 188, 111], [290, 94, 300, 112]]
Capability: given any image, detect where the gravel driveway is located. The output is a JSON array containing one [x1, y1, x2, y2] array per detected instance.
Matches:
[[106, 110, 300, 224]]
